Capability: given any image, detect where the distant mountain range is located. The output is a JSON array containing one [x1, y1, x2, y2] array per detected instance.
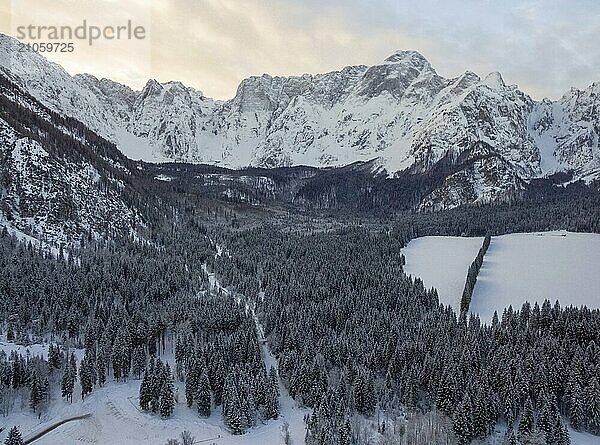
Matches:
[[0, 32, 599, 213]]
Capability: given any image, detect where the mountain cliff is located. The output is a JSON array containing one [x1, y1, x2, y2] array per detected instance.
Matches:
[[0, 33, 598, 209]]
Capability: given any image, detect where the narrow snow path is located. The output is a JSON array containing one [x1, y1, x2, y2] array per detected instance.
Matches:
[[204, 263, 309, 445], [23, 413, 91, 444], [250, 294, 308, 445]]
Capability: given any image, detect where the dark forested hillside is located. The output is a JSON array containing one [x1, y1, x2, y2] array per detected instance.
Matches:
[[212, 224, 599, 445]]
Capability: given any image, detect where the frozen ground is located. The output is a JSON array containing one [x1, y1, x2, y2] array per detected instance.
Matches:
[[402, 231, 600, 323], [472, 231, 600, 322], [402, 236, 484, 312], [0, 268, 308, 445], [0, 335, 306, 445]]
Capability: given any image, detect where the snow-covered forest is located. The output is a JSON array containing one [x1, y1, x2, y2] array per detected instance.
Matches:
[[1, 31, 600, 444]]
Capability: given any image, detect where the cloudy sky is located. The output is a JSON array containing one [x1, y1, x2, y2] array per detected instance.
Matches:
[[2, 0, 599, 100]]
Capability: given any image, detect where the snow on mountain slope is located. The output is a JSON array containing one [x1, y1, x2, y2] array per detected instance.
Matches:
[[0, 122, 138, 245], [0, 69, 144, 247], [402, 235, 485, 313], [530, 83, 600, 177], [1, 33, 599, 209], [402, 232, 600, 324]]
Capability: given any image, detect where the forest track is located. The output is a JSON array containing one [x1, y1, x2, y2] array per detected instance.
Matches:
[[23, 413, 92, 444]]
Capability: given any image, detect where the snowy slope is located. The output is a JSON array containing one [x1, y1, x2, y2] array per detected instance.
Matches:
[[0, 68, 144, 247], [0, 336, 305, 445], [401, 232, 600, 324]]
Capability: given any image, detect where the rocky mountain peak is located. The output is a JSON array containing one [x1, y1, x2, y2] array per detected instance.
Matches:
[[140, 79, 164, 100], [1, 32, 599, 211], [483, 71, 506, 89], [384, 50, 431, 70]]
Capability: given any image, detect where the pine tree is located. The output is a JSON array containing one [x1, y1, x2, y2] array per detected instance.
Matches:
[[4, 426, 23, 445], [41, 377, 50, 405], [139, 368, 151, 411], [568, 383, 586, 431], [131, 346, 146, 380], [453, 393, 474, 445], [61, 359, 74, 402], [518, 397, 535, 439], [196, 371, 212, 417], [268, 366, 279, 398], [436, 372, 455, 415], [160, 365, 175, 418], [586, 377, 600, 432], [505, 428, 517, 445], [223, 374, 245, 435], [265, 383, 279, 420], [338, 419, 352, 445], [559, 423, 571, 445], [96, 349, 107, 387], [149, 359, 162, 413], [185, 358, 199, 408], [80, 355, 93, 400], [112, 327, 131, 382], [29, 371, 41, 412], [48, 344, 61, 370]]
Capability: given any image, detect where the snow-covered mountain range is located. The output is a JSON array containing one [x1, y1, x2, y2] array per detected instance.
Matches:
[[0, 33, 599, 210], [0, 66, 145, 246]]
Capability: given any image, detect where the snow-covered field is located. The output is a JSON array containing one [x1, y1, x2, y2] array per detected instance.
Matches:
[[402, 231, 600, 322], [402, 236, 484, 312], [472, 231, 600, 322]]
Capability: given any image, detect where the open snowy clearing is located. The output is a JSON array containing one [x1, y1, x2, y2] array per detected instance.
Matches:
[[471, 231, 600, 322], [402, 236, 484, 312], [402, 231, 600, 323]]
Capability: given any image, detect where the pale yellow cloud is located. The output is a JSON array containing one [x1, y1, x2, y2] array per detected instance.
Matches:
[[152, 0, 426, 98], [2, 0, 152, 87], [3, 0, 595, 100], [0, 0, 416, 98]]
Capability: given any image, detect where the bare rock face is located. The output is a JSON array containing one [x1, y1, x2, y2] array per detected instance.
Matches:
[[1, 33, 598, 209]]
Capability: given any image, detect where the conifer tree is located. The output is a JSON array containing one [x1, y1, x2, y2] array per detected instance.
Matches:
[[160, 365, 175, 418], [80, 356, 93, 400], [131, 346, 146, 380], [505, 428, 517, 445], [139, 368, 151, 411], [48, 344, 61, 370], [268, 366, 279, 398], [4, 426, 23, 445], [586, 377, 600, 432], [61, 359, 74, 402], [185, 358, 199, 408], [29, 370, 41, 412], [265, 383, 279, 420], [223, 375, 245, 435], [518, 397, 535, 439], [96, 349, 107, 387], [453, 393, 474, 445], [196, 371, 212, 417]]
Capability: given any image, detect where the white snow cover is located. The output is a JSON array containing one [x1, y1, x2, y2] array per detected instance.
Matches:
[[1, 33, 599, 189], [0, 263, 308, 445], [402, 236, 484, 313], [471, 231, 600, 322], [0, 335, 308, 445], [402, 232, 600, 324]]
